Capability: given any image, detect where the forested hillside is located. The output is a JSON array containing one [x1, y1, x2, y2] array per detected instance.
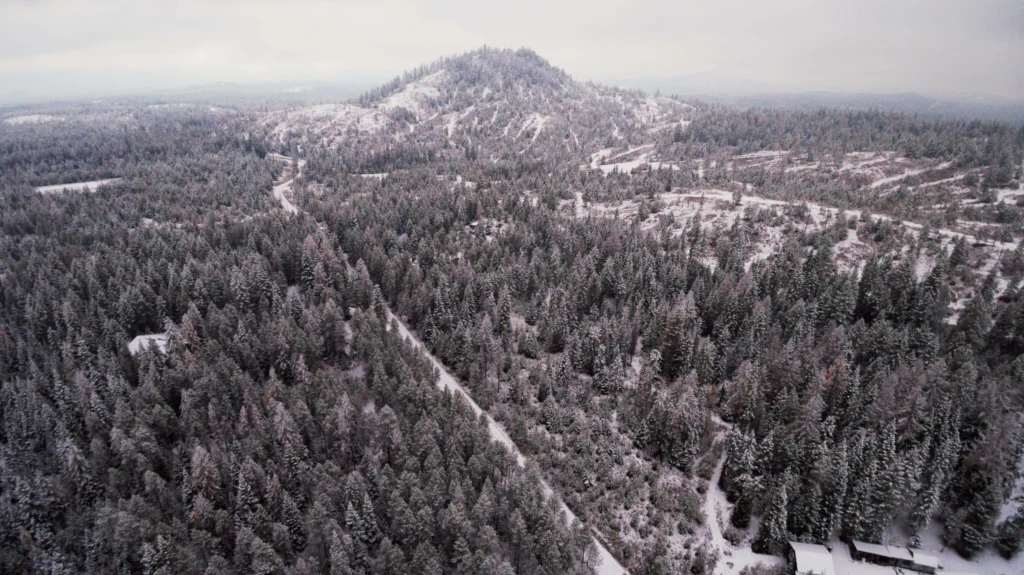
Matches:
[[2, 47, 1024, 575]]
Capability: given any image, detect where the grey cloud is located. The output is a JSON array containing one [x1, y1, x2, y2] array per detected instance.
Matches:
[[0, 0, 1020, 102]]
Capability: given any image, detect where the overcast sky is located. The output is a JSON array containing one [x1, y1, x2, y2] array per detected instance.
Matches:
[[1, 0, 1022, 102]]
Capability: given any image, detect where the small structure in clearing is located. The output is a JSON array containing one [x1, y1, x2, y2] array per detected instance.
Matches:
[[128, 333, 168, 356], [849, 540, 937, 574], [789, 541, 836, 575]]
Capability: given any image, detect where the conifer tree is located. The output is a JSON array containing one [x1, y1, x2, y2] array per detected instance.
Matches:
[[754, 474, 789, 555]]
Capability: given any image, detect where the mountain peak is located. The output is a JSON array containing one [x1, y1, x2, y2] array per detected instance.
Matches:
[[265, 47, 694, 164], [358, 47, 569, 106]]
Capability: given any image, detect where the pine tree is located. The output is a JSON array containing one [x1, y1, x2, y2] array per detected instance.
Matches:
[[722, 429, 759, 528], [945, 481, 1001, 556], [497, 285, 512, 337], [753, 475, 789, 555], [996, 504, 1024, 558], [330, 531, 353, 575], [410, 541, 442, 575], [815, 441, 848, 543]]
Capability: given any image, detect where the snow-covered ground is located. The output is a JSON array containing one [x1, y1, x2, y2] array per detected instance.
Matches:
[[378, 70, 446, 119], [573, 186, 1015, 324], [271, 157, 304, 215], [35, 178, 122, 194], [868, 161, 952, 190], [590, 148, 615, 169], [3, 114, 60, 125], [732, 150, 789, 161], [515, 112, 550, 143]]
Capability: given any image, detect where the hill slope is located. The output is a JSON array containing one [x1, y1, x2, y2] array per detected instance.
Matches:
[[263, 48, 694, 165]]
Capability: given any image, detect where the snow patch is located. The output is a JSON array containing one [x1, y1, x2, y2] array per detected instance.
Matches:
[[868, 161, 952, 189], [4, 114, 60, 125], [378, 70, 446, 119], [35, 179, 122, 194]]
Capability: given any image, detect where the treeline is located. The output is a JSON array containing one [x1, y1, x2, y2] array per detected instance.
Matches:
[[0, 107, 268, 189], [665, 106, 1024, 177]]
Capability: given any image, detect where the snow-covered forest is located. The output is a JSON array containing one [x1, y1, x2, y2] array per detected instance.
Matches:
[[1, 48, 1023, 575]]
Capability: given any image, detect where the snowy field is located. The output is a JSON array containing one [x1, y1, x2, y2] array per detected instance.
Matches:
[[3, 114, 61, 125]]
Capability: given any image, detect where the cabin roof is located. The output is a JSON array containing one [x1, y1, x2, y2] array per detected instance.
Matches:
[[790, 541, 836, 575]]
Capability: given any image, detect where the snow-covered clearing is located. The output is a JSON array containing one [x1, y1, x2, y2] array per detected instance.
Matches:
[[605, 144, 655, 163], [599, 154, 654, 175], [840, 151, 893, 173], [868, 161, 952, 189], [35, 179, 122, 194], [588, 144, 665, 174], [732, 150, 789, 161], [784, 162, 820, 173], [590, 148, 615, 169], [4, 114, 60, 125], [515, 112, 550, 143], [378, 70, 446, 119], [915, 173, 966, 189], [128, 333, 168, 355], [744, 239, 779, 272]]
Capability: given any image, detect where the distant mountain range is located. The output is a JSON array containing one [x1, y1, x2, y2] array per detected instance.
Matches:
[[4, 57, 1022, 125], [604, 74, 1024, 124]]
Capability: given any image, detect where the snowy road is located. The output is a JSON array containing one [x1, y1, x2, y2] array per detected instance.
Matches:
[[389, 315, 628, 575], [274, 154, 629, 575], [271, 157, 303, 215]]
